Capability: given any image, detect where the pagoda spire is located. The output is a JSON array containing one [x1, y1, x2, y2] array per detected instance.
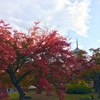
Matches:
[[76, 38, 78, 49], [73, 38, 80, 53]]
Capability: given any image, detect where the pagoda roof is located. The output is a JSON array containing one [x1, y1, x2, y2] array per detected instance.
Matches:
[[73, 47, 80, 53]]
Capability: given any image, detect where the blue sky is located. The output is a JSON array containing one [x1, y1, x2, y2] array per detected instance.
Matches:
[[0, 0, 100, 54]]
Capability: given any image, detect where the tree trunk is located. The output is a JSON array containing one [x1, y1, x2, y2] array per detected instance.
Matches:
[[37, 87, 42, 94], [13, 82, 25, 100], [96, 75, 100, 99], [93, 80, 97, 92], [98, 89, 100, 100], [8, 72, 25, 100], [98, 78, 100, 99]]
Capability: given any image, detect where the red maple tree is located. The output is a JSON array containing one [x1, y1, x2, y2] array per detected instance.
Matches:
[[0, 20, 75, 100]]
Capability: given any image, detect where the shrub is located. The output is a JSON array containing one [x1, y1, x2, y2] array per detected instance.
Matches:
[[66, 83, 91, 94]]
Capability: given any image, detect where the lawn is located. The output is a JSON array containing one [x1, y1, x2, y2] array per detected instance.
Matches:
[[9, 91, 98, 100]]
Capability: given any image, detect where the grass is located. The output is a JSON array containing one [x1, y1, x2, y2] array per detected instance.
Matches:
[[9, 91, 58, 100], [9, 91, 98, 100], [9, 92, 19, 100]]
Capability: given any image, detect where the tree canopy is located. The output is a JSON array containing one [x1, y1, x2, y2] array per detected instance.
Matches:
[[0, 20, 76, 100]]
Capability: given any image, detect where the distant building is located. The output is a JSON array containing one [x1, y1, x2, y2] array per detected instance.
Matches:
[[72, 38, 80, 53]]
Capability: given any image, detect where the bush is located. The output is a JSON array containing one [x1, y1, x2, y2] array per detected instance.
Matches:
[[66, 82, 91, 94]]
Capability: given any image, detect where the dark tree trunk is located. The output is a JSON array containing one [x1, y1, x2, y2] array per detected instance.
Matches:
[[92, 75, 100, 99], [8, 72, 25, 100], [97, 76, 100, 99], [37, 87, 42, 94], [13, 82, 25, 100], [6, 65, 33, 100], [93, 80, 97, 92]]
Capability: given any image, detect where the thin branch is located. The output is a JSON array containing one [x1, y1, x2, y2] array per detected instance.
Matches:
[[16, 70, 33, 84], [13, 57, 28, 73]]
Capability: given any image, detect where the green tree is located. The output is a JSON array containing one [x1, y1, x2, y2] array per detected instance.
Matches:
[[80, 48, 100, 99], [89, 48, 100, 99]]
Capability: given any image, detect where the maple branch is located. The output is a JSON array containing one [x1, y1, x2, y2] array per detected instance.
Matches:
[[16, 70, 33, 84], [13, 57, 28, 73]]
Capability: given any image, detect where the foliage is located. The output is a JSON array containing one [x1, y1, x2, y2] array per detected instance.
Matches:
[[89, 48, 100, 98], [90, 48, 100, 65], [0, 79, 8, 100], [0, 20, 76, 100], [66, 82, 91, 94], [76, 48, 100, 99], [71, 50, 91, 83]]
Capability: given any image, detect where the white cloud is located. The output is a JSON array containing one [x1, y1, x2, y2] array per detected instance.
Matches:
[[0, 0, 91, 36]]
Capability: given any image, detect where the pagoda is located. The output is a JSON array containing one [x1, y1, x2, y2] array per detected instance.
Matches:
[[73, 38, 80, 53]]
